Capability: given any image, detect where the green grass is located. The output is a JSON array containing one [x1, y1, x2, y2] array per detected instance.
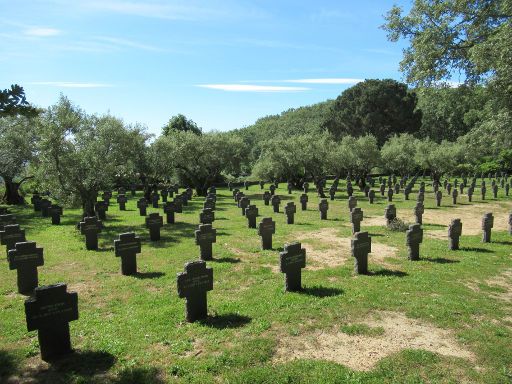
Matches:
[[1, 178, 511, 383]]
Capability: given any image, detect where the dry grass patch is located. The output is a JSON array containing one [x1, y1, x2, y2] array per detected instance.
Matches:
[[485, 269, 512, 303], [273, 311, 475, 371]]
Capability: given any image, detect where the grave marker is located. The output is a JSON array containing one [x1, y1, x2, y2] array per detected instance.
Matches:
[[350, 207, 364, 234], [448, 219, 462, 250], [0, 224, 26, 257], [452, 189, 458, 204], [414, 202, 424, 224], [79, 216, 102, 250], [24, 283, 78, 360], [258, 217, 275, 250], [163, 201, 177, 224], [40, 199, 51, 217], [145, 213, 163, 241], [436, 191, 442, 207], [9, 241, 44, 293], [269, 184, 276, 196], [240, 197, 250, 216], [279, 242, 306, 292], [482, 213, 493, 243], [136, 198, 148, 216], [285, 202, 296, 224], [385, 204, 396, 225], [195, 224, 217, 261], [114, 232, 141, 275], [406, 224, 423, 260], [245, 205, 259, 228], [348, 196, 357, 212], [263, 191, 271, 206], [199, 208, 215, 225], [368, 190, 375, 204], [31, 193, 41, 211], [351, 231, 371, 274], [300, 193, 308, 210], [303, 182, 309, 194], [319, 199, 328, 220], [95, 201, 108, 220], [271, 195, 281, 213], [49, 204, 63, 225], [177, 260, 213, 322], [151, 192, 160, 208]]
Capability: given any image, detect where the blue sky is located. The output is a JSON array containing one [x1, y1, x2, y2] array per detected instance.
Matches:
[[0, 0, 410, 135]]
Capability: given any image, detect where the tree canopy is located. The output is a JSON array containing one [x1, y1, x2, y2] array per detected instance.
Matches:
[[0, 84, 39, 118], [162, 114, 202, 136]]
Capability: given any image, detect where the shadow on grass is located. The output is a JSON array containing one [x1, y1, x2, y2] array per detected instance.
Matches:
[[199, 313, 252, 329], [423, 257, 460, 264], [46, 349, 115, 374], [493, 240, 512, 246], [132, 271, 165, 279], [0, 349, 18, 378], [299, 286, 344, 298], [369, 269, 408, 277], [212, 257, 241, 264], [113, 366, 165, 384], [460, 247, 494, 253], [368, 233, 384, 237]]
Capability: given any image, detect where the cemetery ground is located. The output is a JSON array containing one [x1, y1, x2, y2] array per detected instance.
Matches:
[[1, 180, 511, 384]]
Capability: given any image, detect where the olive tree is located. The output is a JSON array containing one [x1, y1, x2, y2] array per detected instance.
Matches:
[[380, 133, 418, 175], [414, 139, 463, 181]]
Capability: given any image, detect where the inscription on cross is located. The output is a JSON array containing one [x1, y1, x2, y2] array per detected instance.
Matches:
[[195, 224, 217, 261], [284, 202, 296, 224], [79, 216, 102, 250], [114, 232, 141, 275], [300, 193, 308, 210], [145, 213, 163, 241], [200, 208, 215, 225], [0, 224, 26, 257], [117, 194, 128, 210], [137, 198, 148, 216], [9, 241, 44, 293], [279, 242, 306, 292], [163, 201, 177, 224], [177, 260, 213, 322], [245, 204, 259, 228], [239, 197, 250, 216], [351, 231, 371, 274], [258, 217, 276, 250], [271, 195, 281, 213], [24, 283, 78, 360], [319, 199, 329, 220], [350, 207, 364, 234]]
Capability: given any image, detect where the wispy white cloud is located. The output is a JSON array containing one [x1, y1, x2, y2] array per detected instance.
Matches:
[[29, 82, 113, 88], [283, 78, 363, 85], [24, 27, 61, 37], [93, 36, 164, 52], [196, 84, 309, 92]]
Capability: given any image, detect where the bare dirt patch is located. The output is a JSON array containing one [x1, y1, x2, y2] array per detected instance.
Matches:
[[273, 311, 474, 371], [293, 228, 399, 270], [485, 269, 512, 303]]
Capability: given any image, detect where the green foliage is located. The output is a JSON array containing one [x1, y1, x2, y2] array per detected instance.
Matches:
[[414, 139, 463, 180], [340, 323, 385, 337], [387, 218, 410, 232], [0, 84, 39, 118], [151, 131, 246, 195], [0, 116, 36, 181], [162, 114, 202, 136], [380, 134, 417, 175], [323, 79, 422, 146], [326, 135, 381, 178]]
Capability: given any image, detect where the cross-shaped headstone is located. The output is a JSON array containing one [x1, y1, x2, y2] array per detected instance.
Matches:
[[285, 202, 296, 224], [102, 191, 112, 205], [203, 198, 215, 211], [348, 196, 357, 212], [195, 224, 217, 261], [245, 205, 258, 228], [177, 260, 213, 322], [24, 283, 78, 360], [394, 183, 400, 194], [492, 184, 498, 199], [0, 224, 26, 257], [414, 202, 424, 224], [481, 186, 486, 200], [207, 192, 217, 202], [288, 182, 293, 194], [468, 186, 474, 202], [406, 224, 423, 260], [271, 195, 281, 213], [137, 198, 148, 216], [279, 242, 306, 292], [232, 188, 240, 200], [116, 194, 128, 211], [269, 184, 276, 196], [95, 201, 108, 220], [384, 204, 396, 226], [49, 204, 63, 225], [387, 188, 394, 202], [346, 184, 353, 197], [380, 183, 385, 196], [79, 216, 102, 250], [351, 231, 371, 274], [258, 217, 275, 250], [9, 241, 44, 293], [303, 182, 309, 194], [350, 207, 364, 234], [482, 212, 493, 243], [130, 183, 136, 196], [114, 232, 141, 275], [180, 191, 189, 206], [329, 186, 336, 200], [368, 189, 375, 204], [319, 199, 329, 220], [31, 193, 42, 211], [159, 188, 167, 203], [163, 201, 177, 224], [199, 208, 215, 225], [151, 192, 160, 208], [404, 186, 411, 200], [435, 191, 442, 207], [446, 183, 452, 195], [263, 191, 271, 206], [186, 187, 193, 200], [235, 191, 244, 206], [452, 189, 458, 204], [259, 180, 265, 190], [40, 199, 51, 217], [173, 197, 183, 213], [448, 219, 462, 250], [300, 193, 308, 210], [240, 196, 250, 216], [145, 213, 163, 241]]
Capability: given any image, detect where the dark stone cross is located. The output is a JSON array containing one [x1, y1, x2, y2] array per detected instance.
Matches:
[[137, 198, 148, 216], [49, 205, 63, 225], [173, 197, 183, 213], [467, 186, 474, 202], [452, 189, 458, 204], [351, 231, 371, 274], [436, 191, 442, 207], [385, 204, 396, 225], [448, 219, 462, 250], [368, 190, 375, 204], [492, 185, 498, 199], [40, 199, 51, 217], [406, 224, 423, 260], [279, 242, 306, 292], [319, 199, 329, 220], [145, 213, 163, 241], [24, 283, 78, 360], [350, 207, 364, 234], [163, 201, 177, 224], [102, 191, 112, 206], [394, 183, 400, 194], [177, 260, 213, 322], [186, 187, 193, 200], [31, 193, 42, 211], [151, 192, 160, 208], [203, 198, 215, 211], [284, 202, 296, 224], [235, 191, 244, 206], [414, 202, 424, 224], [269, 184, 276, 196], [0, 224, 26, 257], [348, 196, 357, 212], [303, 182, 309, 194], [240, 196, 250, 216], [207, 192, 217, 202], [114, 232, 141, 275], [263, 191, 271, 206], [446, 183, 452, 195], [417, 192, 425, 203], [195, 224, 217, 261], [300, 193, 308, 210], [380, 183, 385, 196], [481, 213, 493, 243], [245, 204, 259, 228], [271, 195, 281, 213], [387, 188, 394, 202], [259, 180, 265, 190], [346, 184, 353, 197], [329, 186, 336, 200], [288, 182, 293, 194], [118, 187, 126, 195], [95, 201, 108, 220], [79, 216, 102, 250], [130, 183, 136, 196], [0, 214, 16, 232], [404, 186, 411, 200], [481, 186, 486, 200], [117, 194, 128, 210], [258, 217, 275, 250], [199, 208, 215, 225], [9, 241, 44, 293], [180, 192, 189, 206], [232, 188, 240, 200]]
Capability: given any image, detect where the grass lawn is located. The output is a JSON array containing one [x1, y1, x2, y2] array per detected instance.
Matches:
[[1, 178, 511, 383]]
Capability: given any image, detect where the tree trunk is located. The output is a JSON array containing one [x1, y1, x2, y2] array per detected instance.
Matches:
[[2, 176, 25, 205]]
